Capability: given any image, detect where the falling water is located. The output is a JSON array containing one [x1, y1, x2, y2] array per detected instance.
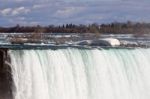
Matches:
[[9, 48, 150, 99]]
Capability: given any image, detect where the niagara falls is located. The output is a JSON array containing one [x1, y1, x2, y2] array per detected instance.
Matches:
[[9, 48, 150, 99], [0, 0, 150, 99]]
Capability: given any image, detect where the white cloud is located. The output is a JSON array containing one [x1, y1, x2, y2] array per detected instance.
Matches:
[[0, 7, 30, 16], [0, 8, 12, 16], [33, 4, 46, 9], [12, 7, 30, 16], [0, 0, 150, 25], [54, 7, 85, 18]]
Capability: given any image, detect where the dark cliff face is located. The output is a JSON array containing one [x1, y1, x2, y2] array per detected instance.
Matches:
[[0, 49, 13, 99]]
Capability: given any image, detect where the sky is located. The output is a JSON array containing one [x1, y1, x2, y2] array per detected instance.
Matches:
[[0, 0, 150, 26]]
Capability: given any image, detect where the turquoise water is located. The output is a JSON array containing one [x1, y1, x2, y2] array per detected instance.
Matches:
[[9, 48, 150, 99]]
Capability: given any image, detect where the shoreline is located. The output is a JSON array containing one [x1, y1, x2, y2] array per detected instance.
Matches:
[[0, 44, 149, 50]]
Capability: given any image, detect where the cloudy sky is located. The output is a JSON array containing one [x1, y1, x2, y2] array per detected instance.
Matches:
[[0, 0, 150, 26]]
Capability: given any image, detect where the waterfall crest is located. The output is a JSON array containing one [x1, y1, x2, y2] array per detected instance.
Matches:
[[9, 48, 150, 99]]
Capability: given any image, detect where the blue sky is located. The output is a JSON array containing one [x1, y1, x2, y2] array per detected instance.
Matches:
[[0, 0, 150, 26]]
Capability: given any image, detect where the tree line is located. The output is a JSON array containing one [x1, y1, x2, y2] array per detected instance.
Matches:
[[0, 21, 150, 34]]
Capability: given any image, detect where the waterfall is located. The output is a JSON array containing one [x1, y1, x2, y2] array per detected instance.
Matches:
[[9, 48, 150, 99]]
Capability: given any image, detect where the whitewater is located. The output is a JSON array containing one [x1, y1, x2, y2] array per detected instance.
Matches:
[[9, 48, 150, 99]]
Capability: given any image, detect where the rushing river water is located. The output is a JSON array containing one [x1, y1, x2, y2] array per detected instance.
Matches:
[[9, 48, 150, 99], [0, 33, 150, 47]]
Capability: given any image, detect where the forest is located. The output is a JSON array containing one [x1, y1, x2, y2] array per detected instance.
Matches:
[[0, 21, 150, 34]]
